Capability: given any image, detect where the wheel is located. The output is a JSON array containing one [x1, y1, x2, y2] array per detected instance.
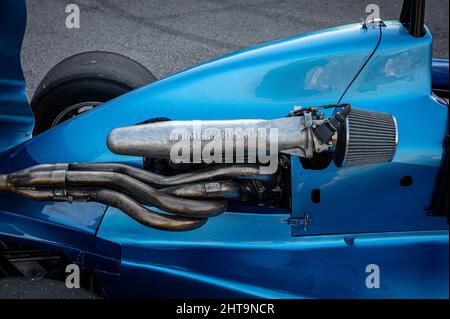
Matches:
[[31, 51, 156, 135]]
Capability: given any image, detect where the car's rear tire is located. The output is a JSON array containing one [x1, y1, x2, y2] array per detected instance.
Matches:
[[31, 51, 156, 135]]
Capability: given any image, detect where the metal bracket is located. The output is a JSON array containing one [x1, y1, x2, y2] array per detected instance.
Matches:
[[288, 214, 311, 231], [53, 189, 72, 202], [361, 17, 387, 29], [75, 251, 86, 266]]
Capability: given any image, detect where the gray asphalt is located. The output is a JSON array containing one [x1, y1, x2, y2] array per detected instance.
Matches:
[[22, 0, 449, 99]]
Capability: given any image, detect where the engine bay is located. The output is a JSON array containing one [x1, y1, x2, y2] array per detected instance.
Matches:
[[0, 103, 398, 231]]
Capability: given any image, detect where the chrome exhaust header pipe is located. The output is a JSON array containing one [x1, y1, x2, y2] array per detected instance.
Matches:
[[0, 163, 266, 231], [11, 187, 206, 231], [5, 169, 227, 218]]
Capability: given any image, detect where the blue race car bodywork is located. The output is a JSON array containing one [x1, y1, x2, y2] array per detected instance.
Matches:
[[0, 0, 34, 152], [0, 0, 448, 298]]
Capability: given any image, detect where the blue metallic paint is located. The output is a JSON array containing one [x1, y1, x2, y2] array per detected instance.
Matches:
[[0, 0, 34, 153], [291, 23, 448, 235], [0, 12, 448, 299], [98, 229, 448, 298], [431, 58, 449, 92], [96, 208, 448, 298]]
